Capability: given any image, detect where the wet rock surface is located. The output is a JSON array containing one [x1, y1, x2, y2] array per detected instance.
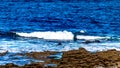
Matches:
[[58, 48, 120, 68], [1, 48, 120, 68]]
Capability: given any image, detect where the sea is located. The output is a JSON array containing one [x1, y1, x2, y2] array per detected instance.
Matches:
[[0, 1, 120, 66]]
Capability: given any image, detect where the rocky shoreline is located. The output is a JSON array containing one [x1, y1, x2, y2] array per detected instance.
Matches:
[[1, 48, 120, 68]]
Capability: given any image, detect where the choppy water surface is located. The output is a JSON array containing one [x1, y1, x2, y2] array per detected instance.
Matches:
[[0, 1, 120, 66]]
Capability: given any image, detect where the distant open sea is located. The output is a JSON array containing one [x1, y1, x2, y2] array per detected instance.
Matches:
[[0, 1, 120, 66]]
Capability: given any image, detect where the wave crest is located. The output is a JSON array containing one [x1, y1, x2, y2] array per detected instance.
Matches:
[[16, 31, 74, 40], [16, 30, 111, 41]]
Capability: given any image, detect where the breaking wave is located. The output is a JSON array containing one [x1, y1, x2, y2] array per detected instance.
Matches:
[[16, 30, 110, 41], [0, 30, 118, 41], [16, 31, 74, 40]]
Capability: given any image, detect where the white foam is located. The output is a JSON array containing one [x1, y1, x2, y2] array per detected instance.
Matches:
[[16, 30, 111, 41], [81, 42, 120, 52], [77, 35, 110, 40], [80, 30, 86, 33], [0, 38, 120, 53], [0, 49, 8, 54], [16, 31, 74, 40]]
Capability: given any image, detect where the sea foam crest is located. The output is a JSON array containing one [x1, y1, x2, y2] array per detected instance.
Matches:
[[77, 35, 110, 40], [16, 31, 74, 40], [16, 30, 110, 41]]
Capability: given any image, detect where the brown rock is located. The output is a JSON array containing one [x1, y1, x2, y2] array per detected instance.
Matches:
[[58, 48, 120, 68], [1, 48, 120, 68]]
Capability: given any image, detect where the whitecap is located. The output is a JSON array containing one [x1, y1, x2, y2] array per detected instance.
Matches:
[[16, 31, 74, 41], [76, 35, 110, 40]]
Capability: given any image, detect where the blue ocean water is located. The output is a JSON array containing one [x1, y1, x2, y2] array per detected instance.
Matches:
[[0, 1, 120, 66]]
